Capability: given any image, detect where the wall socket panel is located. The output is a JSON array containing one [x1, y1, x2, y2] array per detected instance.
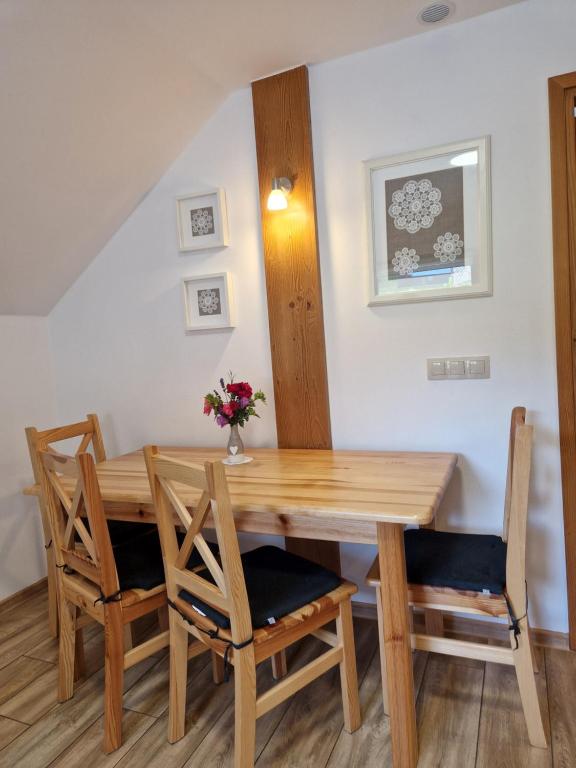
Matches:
[[427, 356, 490, 380]]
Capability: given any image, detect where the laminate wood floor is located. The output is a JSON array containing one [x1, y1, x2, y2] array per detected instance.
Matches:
[[0, 585, 573, 767]]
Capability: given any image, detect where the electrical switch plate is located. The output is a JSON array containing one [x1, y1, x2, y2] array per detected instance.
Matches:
[[446, 359, 465, 376], [467, 358, 486, 377], [429, 360, 446, 377], [427, 356, 490, 380]]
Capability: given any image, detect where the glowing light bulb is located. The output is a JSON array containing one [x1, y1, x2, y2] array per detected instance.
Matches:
[[267, 188, 288, 211], [266, 177, 292, 211]]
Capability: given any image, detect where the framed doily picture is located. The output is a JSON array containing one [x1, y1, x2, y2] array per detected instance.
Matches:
[[182, 273, 235, 332], [365, 137, 492, 305], [176, 189, 229, 252]]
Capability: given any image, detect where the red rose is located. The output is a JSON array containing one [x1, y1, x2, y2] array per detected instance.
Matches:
[[227, 382, 252, 399]]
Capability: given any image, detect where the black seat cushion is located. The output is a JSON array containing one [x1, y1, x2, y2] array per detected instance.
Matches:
[[404, 529, 507, 595], [107, 520, 157, 545], [112, 528, 218, 592], [178, 545, 342, 630], [74, 520, 156, 546]]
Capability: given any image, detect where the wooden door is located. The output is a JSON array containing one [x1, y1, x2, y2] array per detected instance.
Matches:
[[549, 73, 576, 650]]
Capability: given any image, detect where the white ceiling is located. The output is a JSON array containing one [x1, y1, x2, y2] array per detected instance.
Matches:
[[0, 0, 521, 315]]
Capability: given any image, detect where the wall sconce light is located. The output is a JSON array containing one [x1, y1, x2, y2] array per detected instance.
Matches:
[[267, 177, 293, 211]]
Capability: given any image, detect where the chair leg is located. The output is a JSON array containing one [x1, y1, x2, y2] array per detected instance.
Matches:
[[168, 609, 189, 744], [512, 621, 547, 748], [58, 595, 76, 702], [123, 623, 134, 652], [158, 604, 169, 632], [336, 599, 361, 733], [103, 604, 125, 753], [271, 650, 288, 680], [212, 651, 226, 684], [529, 624, 540, 673], [74, 608, 86, 682], [375, 589, 390, 716], [46, 546, 59, 638], [424, 609, 443, 637], [234, 645, 257, 768]]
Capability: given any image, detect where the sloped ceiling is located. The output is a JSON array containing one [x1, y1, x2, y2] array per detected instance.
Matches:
[[0, 0, 521, 315]]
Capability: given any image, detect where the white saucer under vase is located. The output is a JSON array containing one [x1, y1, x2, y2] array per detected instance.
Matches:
[[222, 455, 254, 466]]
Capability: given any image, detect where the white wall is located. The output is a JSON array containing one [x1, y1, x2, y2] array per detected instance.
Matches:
[[0, 317, 56, 600], [310, 0, 576, 628], [49, 90, 277, 457], [50, 0, 575, 631]]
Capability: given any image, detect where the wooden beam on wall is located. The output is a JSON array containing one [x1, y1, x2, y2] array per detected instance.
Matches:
[[252, 66, 340, 573]]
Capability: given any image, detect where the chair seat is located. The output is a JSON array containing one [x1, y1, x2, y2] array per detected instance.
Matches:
[[62, 569, 166, 610], [404, 529, 507, 595], [178, 545, 343, 630], [107, 520, 157, 545], [113, 528, 218, 592]]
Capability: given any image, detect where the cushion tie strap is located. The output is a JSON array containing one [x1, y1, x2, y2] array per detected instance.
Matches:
[[167, 598, 254, 683], [94, 589, 123, 606], [504, 582, 528, 651]]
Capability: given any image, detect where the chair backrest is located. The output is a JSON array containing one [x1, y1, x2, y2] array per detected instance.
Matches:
[[144, 446, 252, 646], [38, 449, 120, 599], [503, 412, 533, 616], [26, 414, 107, 490], [502, 406, 527, 543]]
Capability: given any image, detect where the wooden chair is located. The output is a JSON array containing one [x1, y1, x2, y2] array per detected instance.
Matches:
[[38, 448, 170, 752], [26, 414, 107, 637], [366, 407, 547, 748], [144, 446, 361, 768]]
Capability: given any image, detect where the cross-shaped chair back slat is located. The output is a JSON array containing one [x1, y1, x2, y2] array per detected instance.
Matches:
[[26, 414, 107, 476], [144, 446, 252, 646], [502, 406, 527, 542], [38, 449, 120, 598], [25, 415, 107, 547]]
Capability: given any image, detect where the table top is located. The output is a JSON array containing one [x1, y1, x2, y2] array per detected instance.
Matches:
[[26, 447, 457, 526]]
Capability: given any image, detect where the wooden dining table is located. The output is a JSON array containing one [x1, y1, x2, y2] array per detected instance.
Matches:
[[25, 446, 457, 768]]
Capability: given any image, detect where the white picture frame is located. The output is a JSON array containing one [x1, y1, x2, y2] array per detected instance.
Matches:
[[176, 189, 229, 252], [182, 272, 235, 332], [365, 137, 492, 306]]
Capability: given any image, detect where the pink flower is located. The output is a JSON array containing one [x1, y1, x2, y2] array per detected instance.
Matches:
[[222, 402, 239, 418], [203, 399, 212, 415]]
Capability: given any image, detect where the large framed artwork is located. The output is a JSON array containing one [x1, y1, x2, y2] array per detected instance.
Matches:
[[182, 273, 235, 332], [365, 137, 492, 305], [176, 189, 229, 252]]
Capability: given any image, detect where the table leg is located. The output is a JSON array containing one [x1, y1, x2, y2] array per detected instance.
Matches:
[[377, 522, 418, 768]]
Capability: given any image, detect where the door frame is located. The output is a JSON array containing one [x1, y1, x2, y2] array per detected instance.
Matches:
[[549, 71, 576, 650]]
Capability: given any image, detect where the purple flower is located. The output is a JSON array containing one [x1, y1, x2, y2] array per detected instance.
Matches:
[[239, 397, 250, 408], [216, 414, 229, 427]]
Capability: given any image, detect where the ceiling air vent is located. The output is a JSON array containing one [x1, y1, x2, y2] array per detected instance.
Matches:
[[419, 3, 453, 24]]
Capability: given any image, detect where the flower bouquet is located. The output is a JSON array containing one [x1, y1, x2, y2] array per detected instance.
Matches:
[[203, 374, 266, 464]]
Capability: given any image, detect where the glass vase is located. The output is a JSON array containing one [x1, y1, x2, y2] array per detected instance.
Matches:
[[226, 423, 245, 463]]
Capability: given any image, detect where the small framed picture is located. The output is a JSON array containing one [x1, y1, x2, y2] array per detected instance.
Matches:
[[365, 137, 492, 305], [182, 273, 235, 332], [176, 189, 229, 252]]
